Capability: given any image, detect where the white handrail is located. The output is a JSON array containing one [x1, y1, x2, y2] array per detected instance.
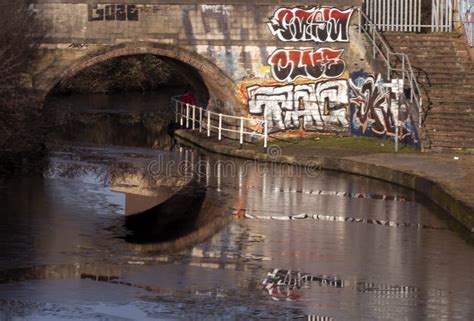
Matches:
[[363, 0, 453, 32], [358, 8, 424, 128], [172, 98, 268, 149]]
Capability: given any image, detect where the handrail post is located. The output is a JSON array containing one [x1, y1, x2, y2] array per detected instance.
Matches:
[[263, 107, 268, 152], [387, 52, 391, 80], [207, 111, 211, 137], [402, 55, 405, 82], [174, 100, 178, 123], [372, 27, 376, 58], [358, 7, 362, 34], [239, 116, 244, 149], [394, 88, 399, 152], [419, 101, 423, 128], [180, 102, 184, 127], [186, 103, 190, 129], [199, 107, 203, 133], [192, 105, 196, 130], [218, 113, 222, 141]]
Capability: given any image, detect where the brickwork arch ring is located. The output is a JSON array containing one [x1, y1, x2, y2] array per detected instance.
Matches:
[[40, 42, 244, 115]]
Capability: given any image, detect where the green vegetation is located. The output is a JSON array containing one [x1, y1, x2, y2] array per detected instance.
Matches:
[[273, 135, 419, 154]]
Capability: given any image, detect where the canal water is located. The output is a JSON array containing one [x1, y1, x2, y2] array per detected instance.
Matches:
[[0, 93, 473, 320]]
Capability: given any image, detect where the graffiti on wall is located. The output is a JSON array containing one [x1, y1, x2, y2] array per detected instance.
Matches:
[[267, 48, 346, 82], [267, 7, 354, 42], [247, 80, 349, 133], [349, 72, 419, 145], [201, 5, 232, 16], [88, 4, 139, 21], [237, 5, 358, 136]]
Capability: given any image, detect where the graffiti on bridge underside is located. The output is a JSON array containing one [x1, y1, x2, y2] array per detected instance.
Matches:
[[267, 7, 354, 42], [267, 48, 346, 82], [349, 72, 419, 145], [247, 80, 349, 133]]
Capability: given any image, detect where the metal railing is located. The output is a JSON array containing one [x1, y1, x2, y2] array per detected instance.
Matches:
[[363, 0, 453, 32], [172, 98, 268, 149], [459, 0, 474, 47], [358, 8, 424, 128]]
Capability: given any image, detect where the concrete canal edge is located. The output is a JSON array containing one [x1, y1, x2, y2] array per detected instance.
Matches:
[[175, 130, 474, 234]]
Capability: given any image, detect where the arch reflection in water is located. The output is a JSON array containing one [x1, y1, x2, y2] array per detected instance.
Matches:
[[123, 178, 206, 244], [123, 177, 228, 251]]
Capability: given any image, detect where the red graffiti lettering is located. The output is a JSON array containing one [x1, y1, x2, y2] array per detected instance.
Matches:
[[268, 48, 346, 82]]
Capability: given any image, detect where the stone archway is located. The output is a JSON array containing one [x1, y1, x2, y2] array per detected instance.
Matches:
[[34, 42, 244, 115]]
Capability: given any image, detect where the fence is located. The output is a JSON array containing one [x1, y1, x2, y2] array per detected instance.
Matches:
[[459, 0, 474, 47], [363, 0, 453, 32], [358, 8, 424, 128], [172, 98, 268, 149]]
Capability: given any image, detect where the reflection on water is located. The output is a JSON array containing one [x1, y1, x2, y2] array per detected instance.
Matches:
[[45, 91, 181, 149], [1, 92, 474, 319], [1, 143, 474, 320]]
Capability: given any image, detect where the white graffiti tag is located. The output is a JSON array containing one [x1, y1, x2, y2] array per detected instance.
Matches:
[[201, 5, 232, 16], [247, 80, 349, 133]]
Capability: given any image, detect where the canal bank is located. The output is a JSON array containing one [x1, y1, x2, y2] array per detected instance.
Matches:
[[176, 129, 474, 234]]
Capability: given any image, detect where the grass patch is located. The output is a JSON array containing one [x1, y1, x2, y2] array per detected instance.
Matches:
[[272, 135, 419, 154]]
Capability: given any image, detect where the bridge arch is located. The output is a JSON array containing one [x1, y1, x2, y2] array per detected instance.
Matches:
[[38, 42, 243, 114]]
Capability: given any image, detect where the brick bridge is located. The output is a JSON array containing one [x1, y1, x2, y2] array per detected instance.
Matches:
[[33, 1, 370, 111], [31, 0, 474, 150]]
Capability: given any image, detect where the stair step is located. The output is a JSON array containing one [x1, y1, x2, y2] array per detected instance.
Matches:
[[387, 39, 466, 44], [410, 65, 474, 72], [395, 51, 469, 60], [398, 63, 474, 71], [396, 44, 467, 50], [429, 141, 474, 149], [384, 33, 464, 39], [385, 37, 466, 45], [430, 142, 474, 149], [418, 79, 474, 85], [423, 90, 474, 96], [429, 136, 474, 142], [425, 115, 474, 121], [427, 108, 474, 115], [414, 70, 474, 76], [418, 75, 474, 81], [425, 123, 474, 131], [381, 32, 474, 150], [423, 84, 474, 90], [427, 114, 474, 120], [425, 101, 474, 106], [404, 57, 470, 64], [429, 136, 474, 143]]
